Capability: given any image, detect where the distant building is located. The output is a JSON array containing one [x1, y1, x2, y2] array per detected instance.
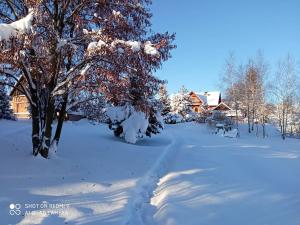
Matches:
[[189, 91, 232, 113], [10, 76, 84, 120], [10, 76, 30, 119]]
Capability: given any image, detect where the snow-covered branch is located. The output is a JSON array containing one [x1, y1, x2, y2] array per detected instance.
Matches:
[[0, 10, 33, 41]]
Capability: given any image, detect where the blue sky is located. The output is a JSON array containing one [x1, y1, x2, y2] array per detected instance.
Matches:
[[150, 0, 300, 94]]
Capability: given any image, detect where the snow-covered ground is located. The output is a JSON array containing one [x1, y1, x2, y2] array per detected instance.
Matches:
[[0, 120, 299, 225], [149, 124, 300, 225]]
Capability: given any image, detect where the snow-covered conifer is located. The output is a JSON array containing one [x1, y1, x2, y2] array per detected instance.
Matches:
[[171, 86, 193, 119], [0, 85, 14, 120], [107, 105, 148, 143], [107, 77, 164, 143], [159, 84, 171, 116], [145, 99, 164, 137]]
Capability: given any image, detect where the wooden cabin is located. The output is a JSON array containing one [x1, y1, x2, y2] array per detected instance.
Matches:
[[189, 91, 232, 113], [189, 91, 205, 113], [10, 77, 30, 119], [10, 76, 85, 121]]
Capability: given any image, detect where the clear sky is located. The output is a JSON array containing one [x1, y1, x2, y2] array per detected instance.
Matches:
[[150, 0, 300, 94]]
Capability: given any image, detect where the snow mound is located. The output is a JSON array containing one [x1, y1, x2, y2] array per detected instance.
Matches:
[[121, 111, 149, 144], [164, 112, 183, 124], [216, 128, 238, 138], [224, 128, 238, 138], [107, 106, 150, 144], [106, 105, 130, 123]]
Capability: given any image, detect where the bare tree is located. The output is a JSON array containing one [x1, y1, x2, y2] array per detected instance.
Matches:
[[223, 51, 267, 136], [240, 53, 266, 134], [252, 52, 268, 137], [222, 52, 241, 136], [271, 54, 298, 140]]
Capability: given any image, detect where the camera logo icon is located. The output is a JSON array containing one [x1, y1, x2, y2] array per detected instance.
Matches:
[[9, 203, 21, 216]]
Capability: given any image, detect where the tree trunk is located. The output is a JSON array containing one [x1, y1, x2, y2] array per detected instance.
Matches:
[[285, 109, 288, 137], [53, 94, 68, 147], [31, 104, 40, 156], [282, 108, 286, 140], [247, 104, 251, 133], [251, 108, 255, 131], [235, 108, 238, 127], [256, 122, 259, 137], [262, 115, 266, 138], [40, 100, 55, 158], [30, 87, 40, 156], [234, 103, 240, 137]]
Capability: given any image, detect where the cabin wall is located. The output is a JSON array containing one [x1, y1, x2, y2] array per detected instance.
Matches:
[[11, 95, 30, 119], [190, 92, 204, 113]]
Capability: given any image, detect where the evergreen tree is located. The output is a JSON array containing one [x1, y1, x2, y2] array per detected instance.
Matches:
[[107, 75, 164, 143], [171, 85, 193, 118], [0, 85, 14, 120], [145, 98, 164, 137], [159, 84, 171, 116]]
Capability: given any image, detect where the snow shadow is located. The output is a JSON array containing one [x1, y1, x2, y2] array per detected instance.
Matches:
[[6, 177, 137, 225]]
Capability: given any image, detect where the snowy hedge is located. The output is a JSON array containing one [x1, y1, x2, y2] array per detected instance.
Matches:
[[164, 112, 183, 124], [164, 111, 200, 124], [107, 105, 163, 144]]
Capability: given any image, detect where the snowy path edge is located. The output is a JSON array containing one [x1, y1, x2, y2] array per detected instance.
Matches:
[[124, 132, 179, 225]]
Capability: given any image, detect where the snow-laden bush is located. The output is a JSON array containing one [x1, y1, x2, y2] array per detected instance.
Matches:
[[216, 128, 238, 138], [164, 111, 199, 124], [193, 110, 210, 123], [206, 111, 232, 127], [206, 111, 235, 137], [164, 112, 183, 124], [120, 110, 149, 143], [107, 105, 163, 143], [147, 111, 164, 136], [184, 111, 199, 122]]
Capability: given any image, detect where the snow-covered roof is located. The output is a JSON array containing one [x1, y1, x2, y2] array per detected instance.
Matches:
[[211, 102, 232, 111], [195, 91, 221, 106]]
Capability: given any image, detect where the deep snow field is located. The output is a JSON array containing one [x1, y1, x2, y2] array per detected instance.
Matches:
[[0, 119, 299, 225]]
